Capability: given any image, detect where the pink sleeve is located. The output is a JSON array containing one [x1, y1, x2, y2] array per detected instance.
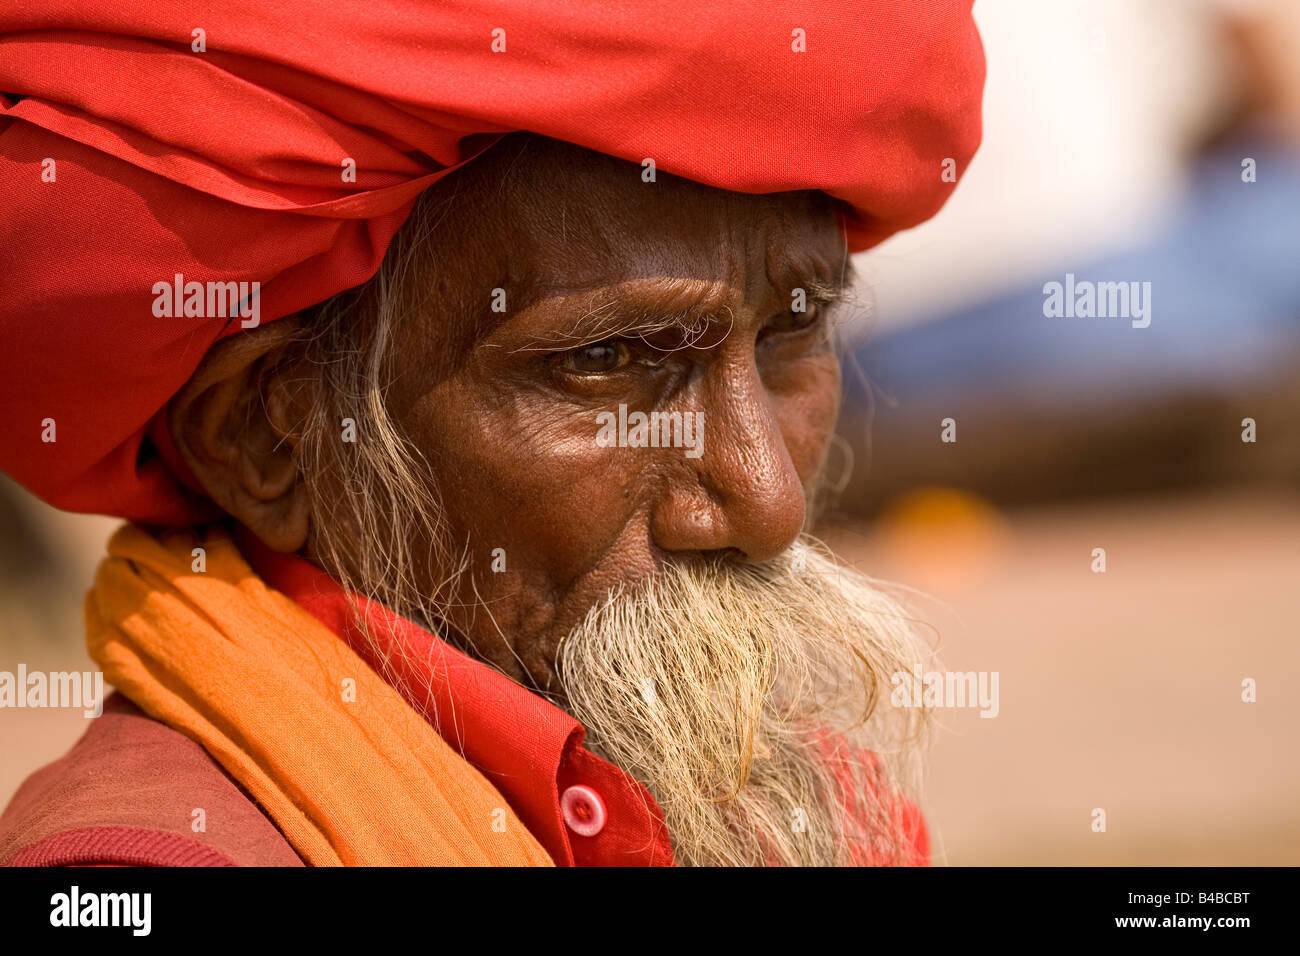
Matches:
[[1, 693, 302, 867]]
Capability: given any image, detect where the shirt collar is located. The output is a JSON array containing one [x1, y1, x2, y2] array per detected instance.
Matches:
[[235, 526, 674, 867]]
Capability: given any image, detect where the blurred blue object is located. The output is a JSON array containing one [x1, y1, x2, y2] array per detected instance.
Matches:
[[854, 141, 1300, 415]]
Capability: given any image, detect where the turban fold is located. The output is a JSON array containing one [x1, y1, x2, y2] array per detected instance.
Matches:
[[0, 1, 985, 522]]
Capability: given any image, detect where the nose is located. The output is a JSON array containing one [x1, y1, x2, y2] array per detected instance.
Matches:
[[649, 365, 806, 564]]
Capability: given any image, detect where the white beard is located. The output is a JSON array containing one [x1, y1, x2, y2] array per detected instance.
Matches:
[[555, 538, 934, 866]]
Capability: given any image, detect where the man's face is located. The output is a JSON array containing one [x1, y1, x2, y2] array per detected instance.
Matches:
[[366, 137, 848, 687], [172, 135, 926, 865]]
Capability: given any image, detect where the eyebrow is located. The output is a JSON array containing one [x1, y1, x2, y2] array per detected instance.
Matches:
[[510, 276, 850, 353]]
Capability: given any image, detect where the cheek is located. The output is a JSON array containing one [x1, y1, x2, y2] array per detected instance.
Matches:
[[766, 352, 842, 485], [407, 380, 648, 588]]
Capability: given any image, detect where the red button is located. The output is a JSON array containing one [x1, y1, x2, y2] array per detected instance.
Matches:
[[560, 784, 606, 837]]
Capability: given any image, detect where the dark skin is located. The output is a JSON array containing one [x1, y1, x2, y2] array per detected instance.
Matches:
[[169, 135, 849, 690]]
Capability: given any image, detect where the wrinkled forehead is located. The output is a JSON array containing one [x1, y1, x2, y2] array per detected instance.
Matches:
[[435, 134, 848, 306]]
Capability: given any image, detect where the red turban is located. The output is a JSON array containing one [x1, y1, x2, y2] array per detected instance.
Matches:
[[0, 1, 985, 523]]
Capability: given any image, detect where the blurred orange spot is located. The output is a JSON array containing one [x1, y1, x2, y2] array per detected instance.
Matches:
[[873, 486, 1009, 590]]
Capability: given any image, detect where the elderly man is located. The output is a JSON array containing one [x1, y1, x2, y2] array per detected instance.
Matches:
[[0, 2, 983, 866]]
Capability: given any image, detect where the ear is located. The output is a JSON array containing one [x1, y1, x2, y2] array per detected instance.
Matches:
[[168, 317, 310, 552]]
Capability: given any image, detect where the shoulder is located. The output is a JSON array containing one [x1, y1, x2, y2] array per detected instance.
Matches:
[[0, 693, 302, 867]]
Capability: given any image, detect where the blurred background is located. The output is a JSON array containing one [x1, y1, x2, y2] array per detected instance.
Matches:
[[825, 0, 1300, 864], [2, 0, 1298, 864]]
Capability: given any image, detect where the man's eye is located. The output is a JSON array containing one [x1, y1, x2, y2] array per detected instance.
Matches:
[[766, 303, 821, 333], [566, 339, 631, 373]]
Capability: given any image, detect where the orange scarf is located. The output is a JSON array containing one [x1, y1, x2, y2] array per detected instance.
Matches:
[[84, 523, 552, 867]]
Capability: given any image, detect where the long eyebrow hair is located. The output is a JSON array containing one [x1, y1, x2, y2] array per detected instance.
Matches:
[[509, 276, 854, 355]]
